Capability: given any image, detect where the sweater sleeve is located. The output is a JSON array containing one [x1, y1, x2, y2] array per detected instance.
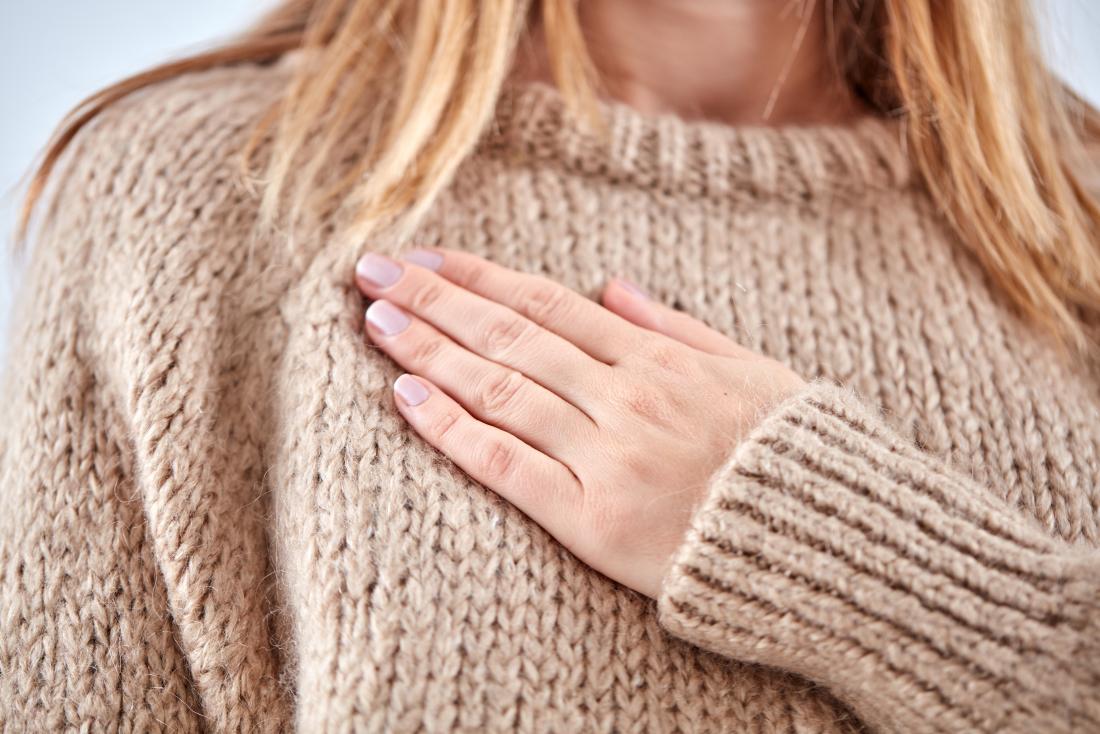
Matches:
[[0, 228, 206, 731], [657, 382, 1100, 734], [0, 66, 291, 731]]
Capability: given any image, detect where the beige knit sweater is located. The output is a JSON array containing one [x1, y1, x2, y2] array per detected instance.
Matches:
[[2, 58, 1099, 734]]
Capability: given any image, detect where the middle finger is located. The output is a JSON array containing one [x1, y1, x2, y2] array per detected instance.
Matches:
[[357, 253, 611, 413], [365, 299, 596, 461]]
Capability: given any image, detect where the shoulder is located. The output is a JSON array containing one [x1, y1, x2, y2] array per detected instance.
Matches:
[[16, 59, 300, 377], [37, 58, 296, 259], [31, 57, 298, 277], [74, 57, 291, 176], [61, 58, 291, 218]]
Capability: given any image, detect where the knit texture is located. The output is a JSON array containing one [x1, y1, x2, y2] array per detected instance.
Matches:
[[2, 57, 1098, 733]]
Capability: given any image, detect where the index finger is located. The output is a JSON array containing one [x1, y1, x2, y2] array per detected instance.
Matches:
[[402, 248, 650, 364]]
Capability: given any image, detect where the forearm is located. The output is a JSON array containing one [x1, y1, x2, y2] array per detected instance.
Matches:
[[658, 383, 1100, 734]]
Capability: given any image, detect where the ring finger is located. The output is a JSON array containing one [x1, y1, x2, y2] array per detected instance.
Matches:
[[366, 299, 596, 462], [355, 253, 611, 412]]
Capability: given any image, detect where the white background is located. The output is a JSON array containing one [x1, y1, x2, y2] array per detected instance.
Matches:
[[1, 1, 1099, 361]]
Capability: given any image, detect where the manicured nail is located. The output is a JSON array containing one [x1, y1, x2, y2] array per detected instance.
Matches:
[[402, 249, 443, 271], [366, 300, 410, 335], [356, 253, 403, 288], [617, 277, 650, 299], [394, 373, 430, 406]]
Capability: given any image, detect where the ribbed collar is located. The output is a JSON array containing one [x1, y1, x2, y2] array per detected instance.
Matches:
[[483, 81, 913, 203]]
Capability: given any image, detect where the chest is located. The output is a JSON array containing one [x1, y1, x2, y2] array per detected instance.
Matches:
[[257, 162, 1099, 728], [403, 161, 1100, 541]]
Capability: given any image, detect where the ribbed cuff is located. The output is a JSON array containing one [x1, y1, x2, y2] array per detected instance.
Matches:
[[657, 382, 1099, 734]]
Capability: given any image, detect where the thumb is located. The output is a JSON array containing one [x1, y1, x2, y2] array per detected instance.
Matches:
[[601, 278, 748, 358]]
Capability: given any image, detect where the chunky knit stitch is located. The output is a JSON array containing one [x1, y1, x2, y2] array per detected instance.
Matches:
[[1, 57, 1098, 733]]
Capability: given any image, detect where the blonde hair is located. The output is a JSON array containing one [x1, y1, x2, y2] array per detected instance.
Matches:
[[20, 0, 1100, 351]]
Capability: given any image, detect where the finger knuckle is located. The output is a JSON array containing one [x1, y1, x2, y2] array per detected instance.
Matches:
[[478, 369, 525, 415], [408, 334, 445, 365], [643, 341, 689, 375], [619, 384, 674, 425], [522, 281, 571, 325], [621, 445, 656, 481], [430, 410, 461, 441], [481, 315, 530, 356], [478, 439, 516, 483], [454, 260, 487, 292], [408, 279, 447, 313]]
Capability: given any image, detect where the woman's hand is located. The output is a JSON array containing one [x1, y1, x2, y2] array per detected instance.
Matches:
[[355, 249, 806, 598]]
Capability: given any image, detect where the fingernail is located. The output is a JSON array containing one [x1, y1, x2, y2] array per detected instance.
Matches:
[[402, 249, 443, 271], [394, 373, 430, 406], [617, 277, 649, 300], [356, 253, 403, 288], [366, 300, 410, 335]]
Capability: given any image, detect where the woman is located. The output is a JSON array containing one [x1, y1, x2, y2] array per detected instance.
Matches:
[[2, 0, 1098, 731]]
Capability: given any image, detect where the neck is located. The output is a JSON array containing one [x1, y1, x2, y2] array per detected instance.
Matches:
[[515, 0, 864, 126]]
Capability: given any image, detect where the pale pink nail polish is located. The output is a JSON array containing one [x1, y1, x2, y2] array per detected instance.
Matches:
[[617, 278, 650, 299], [356, 253, 403, 288], [394, 374, 430, 406], [402, 249, 443, 271], [366, 300, 410, 335]]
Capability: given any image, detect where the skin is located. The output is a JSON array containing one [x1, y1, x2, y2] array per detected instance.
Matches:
[[356, 250, 805, 598], [513, 0, 865, 124], [356, 1, 858, 599]]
